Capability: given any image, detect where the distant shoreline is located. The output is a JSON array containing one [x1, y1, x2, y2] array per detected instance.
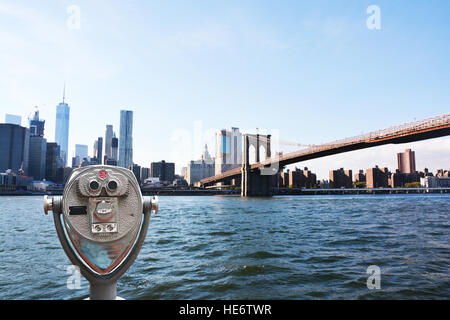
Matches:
[[1, 187, 449, 197]]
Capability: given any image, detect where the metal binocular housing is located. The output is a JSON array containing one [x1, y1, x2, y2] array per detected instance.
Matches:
[[44, 165, 158, 300]]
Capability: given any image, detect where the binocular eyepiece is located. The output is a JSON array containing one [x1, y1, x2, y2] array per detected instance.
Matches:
[[44, 165, 158, 300]]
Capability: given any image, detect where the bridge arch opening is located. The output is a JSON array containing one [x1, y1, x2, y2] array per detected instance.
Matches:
[[248, 145, 256, 165], [259, 145, 268, 162]]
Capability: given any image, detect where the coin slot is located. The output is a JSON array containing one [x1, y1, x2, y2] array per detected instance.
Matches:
[[69, 206, 88, 216]]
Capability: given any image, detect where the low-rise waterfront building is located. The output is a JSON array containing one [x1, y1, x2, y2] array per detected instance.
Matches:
[[280, 171, 289, 187], [142, 177, 162, 189], [181, 167, 187, 179], [319, 180, 330, 189], [130, 164, 142, 185], [366, 166, 389, 188], [173, 175, 188, 188], [272, 171, 283, 188], [354, 170, 366, 182], [0, 171, 32, 191], [330, 168, 352, 188], [186, 160, 215, 186], [288, 167, 317, 188], [421, 176, 450, 188], [186, 145, 215, 186], [151, 160, 175, 184], [141, 167, 150, 182], [390, 170, 421, 188], [436, 169, 450, 177]]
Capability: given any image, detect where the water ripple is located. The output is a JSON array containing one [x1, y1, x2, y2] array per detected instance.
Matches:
[[1, 194, 449, 299]]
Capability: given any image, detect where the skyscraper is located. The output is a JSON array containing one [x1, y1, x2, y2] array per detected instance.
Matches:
[[186, 144, 215, 186], [397, 149, 416, 174], [55, 87, 70, 167], [106, 134, 119, 166], [29, 108, 45, 137], [215, 127, 242, 176], [119, 110, 133, 169], [202, 144, 213, 163], [28, 136, 47, 180], [28, 110, 47, 180], [75, 144, 88, 160], [104, 125, 114, 163], [111, 135, 118, 161], [5, 114, 22, 126], [73, 144, 88, 167], [0, 124, 30, 174], [45, 143, 60, 183], [93, 137, 103, 165], [151, 160, 175, 183]]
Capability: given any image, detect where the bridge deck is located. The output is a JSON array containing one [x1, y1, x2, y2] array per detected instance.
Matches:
[[200, 113, 450, 186]]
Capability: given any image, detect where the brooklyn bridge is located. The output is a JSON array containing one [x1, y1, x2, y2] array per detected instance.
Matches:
[[199, 113, 450, 196]]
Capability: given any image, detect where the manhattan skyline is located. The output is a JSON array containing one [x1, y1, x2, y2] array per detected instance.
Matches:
[[1, 0, 449, 179]]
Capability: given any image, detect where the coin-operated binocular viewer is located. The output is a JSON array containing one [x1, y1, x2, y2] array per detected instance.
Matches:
[[44, 166, 158, 300]]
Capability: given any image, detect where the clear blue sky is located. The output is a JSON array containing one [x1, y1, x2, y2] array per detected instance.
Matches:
[[1, 0, 449, 178]]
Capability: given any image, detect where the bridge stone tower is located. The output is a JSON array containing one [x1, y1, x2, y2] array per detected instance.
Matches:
[[241, 134, 273, 197]]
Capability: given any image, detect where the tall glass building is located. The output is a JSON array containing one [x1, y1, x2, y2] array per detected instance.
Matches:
[[75, 144, 88, 159], [29, 108, 45, 137], [118, 110, 133, 169], [28, 109, 47, 180], [104, 125, 114, 161], [55, 96, 70, 167], [5, 114, 22, 126], [45, 143, 60, 182], [0, 124, 30, 174], [215, 127, 242, 176], [28, 136, 47, 180], [93, 137, 103, 165]]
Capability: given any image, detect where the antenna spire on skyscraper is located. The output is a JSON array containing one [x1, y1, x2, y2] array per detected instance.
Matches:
[[55, 85, 70, 167]]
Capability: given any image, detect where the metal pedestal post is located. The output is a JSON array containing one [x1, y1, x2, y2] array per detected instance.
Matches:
[[89, 281, 118, 300]]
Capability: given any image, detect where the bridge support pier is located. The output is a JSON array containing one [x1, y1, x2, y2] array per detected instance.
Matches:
[[241, 166, 273, 197], [240, 134, 274, 197]]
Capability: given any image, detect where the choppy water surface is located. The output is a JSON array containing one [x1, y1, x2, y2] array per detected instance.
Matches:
[[0, 195, 449, 300]]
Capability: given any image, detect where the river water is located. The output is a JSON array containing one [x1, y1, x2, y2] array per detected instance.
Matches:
[[0, 195, 449, 300]]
